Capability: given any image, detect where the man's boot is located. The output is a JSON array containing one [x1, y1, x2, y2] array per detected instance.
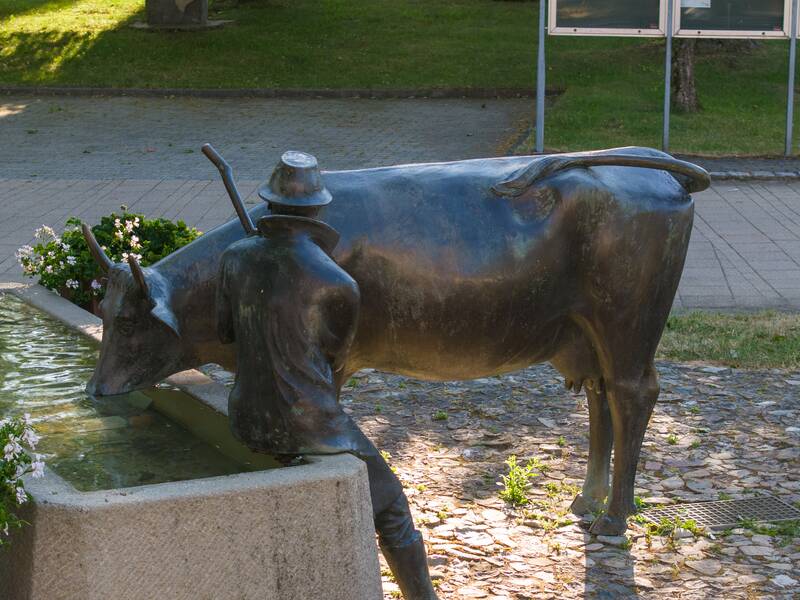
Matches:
[[379, 533, 439, 600], [329, 421, 439, 599], [374, 493, 438, 600]]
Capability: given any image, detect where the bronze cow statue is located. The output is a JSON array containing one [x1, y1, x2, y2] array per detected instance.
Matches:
[[83, 146, 708, 544]]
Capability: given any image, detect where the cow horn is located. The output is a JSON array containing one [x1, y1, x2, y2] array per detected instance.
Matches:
[[81, 223, 113, 273], [127, 255, 150, 299]]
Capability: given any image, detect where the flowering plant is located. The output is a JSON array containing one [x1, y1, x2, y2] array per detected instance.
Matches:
[[17, 212, 200, 311], [1, 415, 44, 547]]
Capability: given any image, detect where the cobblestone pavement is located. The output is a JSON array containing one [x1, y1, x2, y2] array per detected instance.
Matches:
[[1, 95, 799, 310], [0, 95, 530, 178], [203, 361, 800, 599]]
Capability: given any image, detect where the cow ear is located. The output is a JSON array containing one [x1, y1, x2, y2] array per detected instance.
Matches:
[[151, 302, 180, 338]]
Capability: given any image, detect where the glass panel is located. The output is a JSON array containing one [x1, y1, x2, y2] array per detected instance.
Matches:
[[555, 0, 662, 30], [680, 0, 785, 32]]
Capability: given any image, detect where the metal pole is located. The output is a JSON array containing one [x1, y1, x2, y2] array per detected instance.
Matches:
[[785, 0, 798, 156], [663, 0, 674, 152], [536, 0, 546, 153]]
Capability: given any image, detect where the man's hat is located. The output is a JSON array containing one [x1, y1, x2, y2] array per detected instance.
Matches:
[[258, 151, 332, 208]]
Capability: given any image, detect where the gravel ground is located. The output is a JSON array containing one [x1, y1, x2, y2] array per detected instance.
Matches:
[[202, 360, 800, 599]]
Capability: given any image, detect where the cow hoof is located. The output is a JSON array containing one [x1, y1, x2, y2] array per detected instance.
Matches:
[[570, 493, 604, 516], [589, 513, 627, 536]]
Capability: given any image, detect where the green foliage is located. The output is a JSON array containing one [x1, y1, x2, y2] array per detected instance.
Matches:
[[521, 478, 579, 532], [667, 434, 678, 445], [1, 415, 44, 547], [380, 450, 397, 474], [432, 410, 448, 421], [17, 213, 200, 309], [738, 518, 800, 546], [4, 1, 800, 154], [643, 514, 705, 548], [659, 312, 800, 369], [498, 455, 541, 506]]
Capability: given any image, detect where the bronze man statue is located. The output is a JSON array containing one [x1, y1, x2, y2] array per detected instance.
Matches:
[[215, 151, 438, 600]]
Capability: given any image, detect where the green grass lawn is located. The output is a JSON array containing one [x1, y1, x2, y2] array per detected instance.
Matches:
[[1, 0, 799, 154], [658, 311, 800, 369]]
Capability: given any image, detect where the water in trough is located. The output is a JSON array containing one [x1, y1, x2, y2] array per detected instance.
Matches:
[[0, 293, 278, 492]]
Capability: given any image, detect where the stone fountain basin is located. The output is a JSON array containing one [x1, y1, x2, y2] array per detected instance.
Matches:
[[0, 283, 382, 600]]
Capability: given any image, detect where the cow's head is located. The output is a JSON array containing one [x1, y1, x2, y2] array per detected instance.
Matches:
[[82, 224, 184, 396]]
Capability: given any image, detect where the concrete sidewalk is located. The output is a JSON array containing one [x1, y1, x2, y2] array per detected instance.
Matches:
[[1, 95, 799, 311]]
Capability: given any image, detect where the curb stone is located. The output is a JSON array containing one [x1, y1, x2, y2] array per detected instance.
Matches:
[[709, 170, 800, 181], [0, 85, 563, 100]]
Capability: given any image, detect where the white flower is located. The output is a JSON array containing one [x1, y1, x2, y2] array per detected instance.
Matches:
[[44, 265, 53, 274], [34, 225, 57, 241], [129, 235, 141, 249], [131, 253, 142, 262], [3, 437, 22, 460], [22, 427, 40, 449], [65, 279, 80, 290], [114, 230, 124, 240], [66, 255, 76, 266], [1, 523, 8, 537], [47, 251, 55, 258], [125, 220, 136, 233], [15, 486, 28, 505], [91, 280, 102, 290], [61, 243, 70, 252], [114, 218, 122, 229], [121, 252, 128, 260], [15, 245, 33, 262], [30, 460, 45, 479]]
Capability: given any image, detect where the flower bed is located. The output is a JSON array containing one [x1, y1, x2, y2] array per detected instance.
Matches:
[[17, 213, 200, 313]]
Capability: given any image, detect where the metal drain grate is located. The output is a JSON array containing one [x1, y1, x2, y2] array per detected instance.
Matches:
[[642, 496, 800, 530]]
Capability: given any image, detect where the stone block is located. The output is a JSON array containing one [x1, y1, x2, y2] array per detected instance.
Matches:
[[147, 0, 207, 26], [1, 455, 382, 600]]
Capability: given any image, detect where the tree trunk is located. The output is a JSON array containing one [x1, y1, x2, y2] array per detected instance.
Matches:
[[672, 38, 700, 113]]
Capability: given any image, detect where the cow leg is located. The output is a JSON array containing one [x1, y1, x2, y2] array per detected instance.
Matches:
[[589, 365, 659, 535], [570, 385, 612, 516], [550, 327, 610, 517]]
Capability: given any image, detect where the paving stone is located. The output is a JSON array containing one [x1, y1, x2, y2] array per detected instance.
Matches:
[[200, 357, 800, 599], [2, 96, 800, 310], [772, 574, 798, 587], [685, 559, 722, 576], [740, 546, 774, 557]]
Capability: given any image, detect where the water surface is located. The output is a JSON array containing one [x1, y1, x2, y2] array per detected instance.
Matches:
[[0, 293, 268, 492]]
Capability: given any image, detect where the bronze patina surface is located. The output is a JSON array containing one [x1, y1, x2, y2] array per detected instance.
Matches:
[[83, 146, 709, 551]]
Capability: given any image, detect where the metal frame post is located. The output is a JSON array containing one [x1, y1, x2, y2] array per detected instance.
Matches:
[[536, 0, 546, 153], [662, 0, 674, 152], [786, 0, 798, 155]]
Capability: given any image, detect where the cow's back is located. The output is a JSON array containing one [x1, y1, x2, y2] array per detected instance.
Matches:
[[153, 153, 693, 380]]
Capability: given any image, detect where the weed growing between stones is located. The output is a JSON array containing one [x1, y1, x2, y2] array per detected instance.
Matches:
[[497, 455, 541, 506]]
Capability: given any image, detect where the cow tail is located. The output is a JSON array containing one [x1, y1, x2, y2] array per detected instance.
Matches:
[[492, 153, 711, 197]]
